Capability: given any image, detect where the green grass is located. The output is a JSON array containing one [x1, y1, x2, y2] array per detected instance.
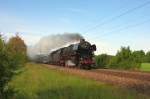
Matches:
[[140, 63, 150, 71], [9, 63, 148, 99]]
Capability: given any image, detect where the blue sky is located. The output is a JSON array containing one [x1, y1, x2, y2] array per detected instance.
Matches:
[[0, 0, 150, 55]]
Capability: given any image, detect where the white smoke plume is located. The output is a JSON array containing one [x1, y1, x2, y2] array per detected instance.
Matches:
[[27, 33, 83, 60]]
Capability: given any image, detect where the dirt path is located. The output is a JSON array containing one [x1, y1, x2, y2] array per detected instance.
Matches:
[[44, 65, 150, 95]]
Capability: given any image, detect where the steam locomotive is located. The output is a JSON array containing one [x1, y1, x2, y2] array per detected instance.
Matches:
[[47, 39, 96, 69]]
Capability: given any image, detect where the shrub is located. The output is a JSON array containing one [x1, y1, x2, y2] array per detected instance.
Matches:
[[95, 54, 112, 68], [108, 47, 142, 70], [145, 51, 150, 63], [0, 35, 27, 99]]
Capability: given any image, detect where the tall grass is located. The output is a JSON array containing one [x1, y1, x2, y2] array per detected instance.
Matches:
[[9, 63, 148, 99]]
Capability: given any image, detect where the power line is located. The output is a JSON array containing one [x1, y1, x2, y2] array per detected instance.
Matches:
[[92, 18, 150, 40], [78, 0, 130, 32], [83, 0, 150, 33]]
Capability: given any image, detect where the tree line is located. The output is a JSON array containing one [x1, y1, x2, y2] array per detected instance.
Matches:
[[0, 34, 27, 99], [0, 34, 149, 98], [95, 46, 150, 70]]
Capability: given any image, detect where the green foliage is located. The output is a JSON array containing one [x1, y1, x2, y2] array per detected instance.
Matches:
[[132, 50, 145, 63], [140, 63, 150, 71], [0, 35, 27, 99], [95, 47, 146, 70], [145, 51, 150, 63], [108, 47, 136, 69], [7, 35, 27, 65], [9, 63, 148, 99], [95, 54, 112, 68]]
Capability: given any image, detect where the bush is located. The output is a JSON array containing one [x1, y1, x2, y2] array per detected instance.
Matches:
[[145, 51, 150, 63], [0, 35, 27, 99], [108, 47, 142, 70], [95, 54, 112, 68], [132, 50, 145, 63]]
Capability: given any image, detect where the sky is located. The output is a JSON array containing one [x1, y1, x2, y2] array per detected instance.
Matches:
[[0, 0, 150, 55]]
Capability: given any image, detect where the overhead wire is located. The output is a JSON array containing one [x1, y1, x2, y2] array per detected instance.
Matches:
[[98, 18, 150, 38], [78, 0, 130, 32], [82, 0, 150, 34]]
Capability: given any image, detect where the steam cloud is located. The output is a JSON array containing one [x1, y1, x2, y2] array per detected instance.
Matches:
[[27, 33, 83, 60]]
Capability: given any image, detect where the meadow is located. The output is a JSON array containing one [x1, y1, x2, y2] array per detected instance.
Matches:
[[140, 63, 150, 71], [9, 63, 149, 99]]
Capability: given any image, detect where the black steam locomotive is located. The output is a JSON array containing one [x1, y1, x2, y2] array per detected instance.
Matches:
[[48, 39, 96, 69]]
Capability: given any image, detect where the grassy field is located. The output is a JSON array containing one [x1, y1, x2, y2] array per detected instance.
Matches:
[[9, 63, 148, 99], [140, 63, 150, 71]]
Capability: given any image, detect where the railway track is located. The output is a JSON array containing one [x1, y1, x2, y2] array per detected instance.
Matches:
[[92, 69, 150, 82], [44, 65, 150, 95]]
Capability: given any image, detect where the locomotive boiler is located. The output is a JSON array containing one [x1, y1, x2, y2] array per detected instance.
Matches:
[[48, 39, 96, 69]]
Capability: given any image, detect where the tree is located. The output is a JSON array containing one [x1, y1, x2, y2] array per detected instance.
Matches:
[[0, 36, 14, 99], [7, 35, 27, 66], [132, 50, 145, 63], [95, 46, 148, 70], [109, 46, 140, 69], [0, 35, 27, 99], [145, 51, 150, 63], [95, 54, 112, 68], [7, 35, 26, 54]]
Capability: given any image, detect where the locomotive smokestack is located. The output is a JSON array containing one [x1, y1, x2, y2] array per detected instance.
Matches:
[[27, 33, 84, 60]]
